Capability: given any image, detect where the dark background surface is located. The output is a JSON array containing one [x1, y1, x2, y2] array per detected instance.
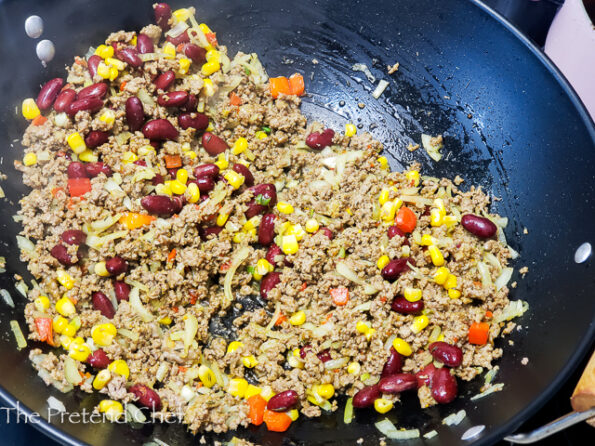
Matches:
[[0, 0, 593, 445]]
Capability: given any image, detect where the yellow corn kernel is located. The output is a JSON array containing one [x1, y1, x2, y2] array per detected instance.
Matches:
[[201, 60, 220, 76], [34, 296, 50, 312], [92, 323, 117, 347], [105, 57, 126, 71], [232, 137, 248, 155], [255, 131, 268, 140], [108, 66, 119, 81], [411, 315, 430, 334], [214, 153, 229, 170], [99, 110, 116, 126], [443, 215, 458, 227], [158, 316, 172, 325], [95, 44, 114, 59], [404, 287, 422, 302], [79, 149, 98, 163], [176, 168, 189, 184], [173, 8, 191, 22], [108, 359, 129, 380], [380, 200, 399, 222], [448, 288, 461, 299], [401, 245, 411, 257], [343, 123, 357, 137], [67, 132, 87, 154], [444, 274, 458, 290], [186, 150, 198, 160], [96, 62, 111, 79], [377, 255, 390, 270], [276, 202, 294, 214], [60, 335, 74, 349], [56, 270, 75, 290], [232, 232, 246, 244], [155, 183, 172, 197], [170, 180, 187, 195], [62, 323, 77, 337], [434, 198, 446, 215], [53, 316, 69, 334], [244, 384, 262, 400], [138, 145, 155, 157], [406, 170, 420, 187], [199, 23, 213, 34], [98, 400, 123, 421], [365, 328, 376, 340], [281, 235, 299, 254], [130, 35, 137, 46], [242, 355, 258, 368], [420, 234, 436, 246], [377, 156, 389, 170], [68, 337, 91, 362], [23, 153, 38, 166], [242, 217, 259, 232], [287, 409, 299, 421], [93, 369, 112, 390], [94, 261, 109, 277], [178, 57, 191, 75], [392, 337, 413, 356], [305, 218, 319, 233], [162, 42, 176, 58], [315, 383, 335, 400], [119, 151, 137, 164], [198, 365, 216, 388], [255, 386, 272, 402], [347, 362, 361, 375], [374, 398, 394, 414], [224, 170, 244, 189], [428, 245, 445, 266], [202, 78, 216, 97], [228, 378, 248, 398], [430, 208, 444, 227], [290, 310, 306, 326], [256, 258, 274, 276], [379, 188, 392, 206], [227, 341, 244, 354], [56, 296, 76, 317], [434, 267, 450, 285], [287, 224, 306, 241], [356, 321, 370, 334]]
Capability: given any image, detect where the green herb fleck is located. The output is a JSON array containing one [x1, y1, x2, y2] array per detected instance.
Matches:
[[246, 266, 255, 274], [262, 126, 271, 135], [243, 66, 251, 76], [338, 247, 346, 258], [255, 194, 271, 206]]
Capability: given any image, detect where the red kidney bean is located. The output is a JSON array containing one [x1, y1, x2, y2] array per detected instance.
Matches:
[[318, 227, 333, 239], [116, 47, 142, 68], [258, 214, 276, 246], [141, 195, 178, 215], [305, 128, 335, 149], [245, 184, 277, 219], [67, 97, 103, 116], [428, 342, 463, 368], [129, 384, 162, 411], [260, 272, 281, 299], [181, 94, 198, 113], [173, 195, 185, 214], [134, 160, 147, 167], [105, 256, 127, 275], [158, 91, 189, 108], [183, 43, 206, 64], [391, 296, 424, 314], [381, 347, 403, 377], [36, 78, 64, 110], [142, 119, 178, 141], [53, 89, 77, 113], [202, 132, 228, 156], [352, 385, 381, 409], [381, 258, 411, 282], [299, 345, 312, 359], [232, 163, 254, 187], [317, 349, 331, 363], [126, 97, 145, 132], [50, 244, 76, 266], [92, 291, 115, 319], [86, 348, 110, 369], [194, 163, 219, 180], [178, 113, 208, 130], [461, 214, 497, 238], [166, 30, 190, 45], [84, 130, 109, 148], [431, 368, 458, 404], [378, 373, 418, 394], [265, 244, 284, 265], [199, 225, 223, 240], [154, 3, 172, 31], [152, 173, 164, 185], [113, 280, 130, 302], [87, 55, 102, 78], [78, 82, 108, 100], [85, 162, 112, 178], [167, 168, 179, 179], [267, 390, 298, 412], [387, 225, 409, 245], [149, 141, 161, 150], [415, 363, 438, 388], [194, 176, 215, 194], [136, 33, 155, 54], [61, 230, 86, 246], [67, 162, 88, 179], [154, 70, 175, 90]]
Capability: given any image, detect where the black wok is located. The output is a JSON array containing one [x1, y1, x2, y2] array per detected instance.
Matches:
[[0, 0, 593, 445]]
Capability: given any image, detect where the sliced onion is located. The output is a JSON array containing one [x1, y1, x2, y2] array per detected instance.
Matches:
[[477, 262, 492, 288], [114, 131, 132, 146], [64, 356, 83, 385], [384, 334, 396, 352], [372, 79, 389, 99], [400, 195, 434, 206], [85, 230, 128, 250], [126, 403, 147, 423], [442, 409, 466, 426], [353, 302, 372, 312], [138, 52, 161, 62], [423, 430, 438, 439], [493, 300, 528, 324], [421, 134, 444, 162], [165, 21, 188, 38], [47, 396, 66, 413], [343, 397, 354, 424], [375, 418, 420, 439], [183, 314, 198, 355], [324, 357, 349, 370], [494, 267, 513, 290], [301, 322, 335, 338], [129, 286, 153, 322], [1, 289, 14, 308], [16, 236, 36, 257], [10, 320, 27, 349], [484, 252, 502, 272], [351, 63, 376, 83], [336, 262, 380, 294], [89, 213, 122, 233], [470, 383, 504, 401], [156, 362, 169, 382], [117, 328, 139, 342], [15, 280, 29, 298], [484, 365, 500, 386], [104, 178, 125, 197], [223, 246, 251, 305]]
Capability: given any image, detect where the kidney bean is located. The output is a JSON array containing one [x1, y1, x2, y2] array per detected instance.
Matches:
[[381, 347, 403, 377], [183, 43, 206, 64], [87, 55, 102, 79], [85, 162, 112, 178], [199, 225, 223, 240], [167, 168, 179, 179], [36, 78, 64, 110], [105, 256, 127, 275], [166, 30, 190, 45], [194, 176, 215, 194], [67, 162, 88, 179], [415, 363, 438, 388], [134, 160, 147, 167], [265, 244, 284, 265], [126, 97, 145, 132], [154, 2, 172, 31], [136, 33, 154, 54], [178, 113, 208, 131], [129, 383, 162, 411], [78, 82, 108, 100], [61, 229, 86, 246], [429, 342, 463, 368], [306, 128, 335, 149], [245, 184, 277, 219], [232, 164, 254, 187], [194, 163, 219, 180], [318, 227, 333, 239], [116, 47, 142, 68], [431, 368, 458, 404], [378, 373, 418, 394], [257, 214, 276, 246], [387, 225, 409, 245], [172, 196, 185, 214], [84, 130, 109, 148], [317, 349, 331, 363], [149, 141, 161, 150], [181, 94, 198, 113], [202, 132, 229, 156], [260, 272, 281, 299], [86, 348, 110, 369], [142, 119, 178, 141], [50, 244, 76, 266], [391, 296, 424, 314], [266, 390, 298, 412], [113, 280, 130, 302], [67, 97, 103, 116], [154, 70, 175, 91], [352, 385, 381, 409], [299, 345, 312, 359], [152, 173, 164, 185], [158, 91, 189, 108], [141, 195, 177, 215], [53, 89, 77, 113], [92, 291, 115, 319], [381, 258, 411, 282], [461, 214, 497, 238]]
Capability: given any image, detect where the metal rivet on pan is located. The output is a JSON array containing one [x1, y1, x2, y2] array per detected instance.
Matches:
[[574, 242, 592, 264], [36, 39, 55, 66], [25, 15, 44, 38], [461, 425, 486, 441]]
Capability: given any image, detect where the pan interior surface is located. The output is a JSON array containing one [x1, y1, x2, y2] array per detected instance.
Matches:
[[0, 0, 593, 445]]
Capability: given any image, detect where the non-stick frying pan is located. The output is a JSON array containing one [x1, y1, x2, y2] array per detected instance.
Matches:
[[0, 0, 593, 445]]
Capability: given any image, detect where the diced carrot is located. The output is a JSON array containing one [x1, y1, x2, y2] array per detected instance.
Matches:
[[396, 206, 417, 233], [74, 57, 87, 67], [321, 312, 333, 324], [275, 313, 287, 326], [119, 212, 156, 230], [178, 366, 187, 373], [229, 92, 242, 106], [473, 281, 482, 288], [485, 310, 493, 319], [172, 306, 179, 313], [468, 322, 490, 345], [269, 76, 291, 99], [219, 261, 231, 272], [32, 115, 48, 126], [205, 32, 218, 46], [34, 317, 53, 346], [330, 287, 349, 306], [263, 409, 292, 432], [379, 296, 387, 303], [247, 395, 267, 426], [189, 290, 198, 305], [176, 43, 185, 53], [51, 187, 64, 197], [300, 282, 308, 291], [167, 248, 177, 263], [164, 154, 182, 169], [67, 178, 91, 197], [119, 81, 127, 92], [288, 73, 305, 96]]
